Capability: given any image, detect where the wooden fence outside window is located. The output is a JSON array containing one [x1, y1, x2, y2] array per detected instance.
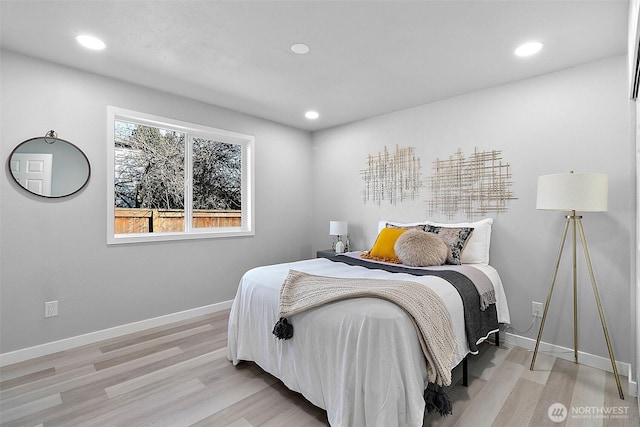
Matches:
[[115, 208, 241, 234]]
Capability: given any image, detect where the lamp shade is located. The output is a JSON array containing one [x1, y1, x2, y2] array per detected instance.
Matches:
[[536, 173, 608, 212], [329, 221, 348, 236]]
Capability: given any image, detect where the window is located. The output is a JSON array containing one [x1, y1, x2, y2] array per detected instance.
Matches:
[[107, 107, 254, 244]]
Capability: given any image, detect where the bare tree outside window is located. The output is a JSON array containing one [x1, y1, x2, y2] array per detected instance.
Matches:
[[114, 121, 185, 211], [192, 138, 241, 210], [192, 137, 242, 229], [113, 119, 244, 235]]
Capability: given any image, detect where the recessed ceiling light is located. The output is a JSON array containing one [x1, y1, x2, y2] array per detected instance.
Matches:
[[305, 111, 319, 120], [291, 43, 310, 55], [514, 41, 543, 57], [76, 34, 106, 51]]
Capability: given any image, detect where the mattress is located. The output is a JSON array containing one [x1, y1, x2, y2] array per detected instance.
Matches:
[[227, 253, 510, 427]]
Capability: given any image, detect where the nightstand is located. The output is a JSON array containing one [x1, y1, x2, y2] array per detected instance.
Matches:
[[316, 249, 339, 260]]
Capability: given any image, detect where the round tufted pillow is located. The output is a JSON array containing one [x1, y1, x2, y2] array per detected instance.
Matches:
[[394, 229, 449, 267]]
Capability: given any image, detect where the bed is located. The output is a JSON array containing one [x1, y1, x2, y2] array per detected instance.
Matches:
[[227, 219, 510, 427]]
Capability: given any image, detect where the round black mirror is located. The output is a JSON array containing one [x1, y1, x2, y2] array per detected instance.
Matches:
[[8, 131, 90, 198]]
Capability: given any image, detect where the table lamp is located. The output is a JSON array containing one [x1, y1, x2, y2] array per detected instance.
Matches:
[[329, 221, 348, 253]]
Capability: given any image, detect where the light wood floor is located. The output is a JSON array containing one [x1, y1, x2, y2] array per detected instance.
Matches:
[[0, 309, 637, 427]]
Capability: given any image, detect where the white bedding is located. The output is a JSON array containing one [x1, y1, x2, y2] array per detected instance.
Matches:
[[227, 253, 510, 427]]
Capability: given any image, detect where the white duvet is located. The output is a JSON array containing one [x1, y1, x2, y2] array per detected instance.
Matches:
[[227, 254, 510, 427]]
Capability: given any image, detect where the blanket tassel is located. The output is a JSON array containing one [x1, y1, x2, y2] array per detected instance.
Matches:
[[272, 317, 294, 340], [424, 383, 452, 416]]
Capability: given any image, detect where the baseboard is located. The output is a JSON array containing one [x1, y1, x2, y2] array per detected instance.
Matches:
[[504, 332, 638, 398], [0, 300, 233, 367]]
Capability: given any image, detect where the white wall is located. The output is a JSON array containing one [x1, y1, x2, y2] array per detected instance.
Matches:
[[1, 49, 635, 382], [311, 55, 635, 370], [0, 50, 313, 353], [629, 0, 640, 402]]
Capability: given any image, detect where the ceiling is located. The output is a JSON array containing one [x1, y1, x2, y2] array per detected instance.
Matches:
[[0, 1, 629, 131]]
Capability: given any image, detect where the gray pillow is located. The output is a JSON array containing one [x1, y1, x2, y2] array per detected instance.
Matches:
[[394, 229, 448, 267], [424, 225, 474, 265]]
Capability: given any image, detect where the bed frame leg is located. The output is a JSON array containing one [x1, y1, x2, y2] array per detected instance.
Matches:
[[462, 330, 498, 388], [462, 356, 468, 387]]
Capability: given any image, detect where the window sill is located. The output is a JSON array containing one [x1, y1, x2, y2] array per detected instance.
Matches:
[[107, 229, 254, 245]]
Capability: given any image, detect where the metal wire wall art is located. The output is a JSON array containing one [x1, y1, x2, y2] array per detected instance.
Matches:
[[360, 145, 422, 205], [427, 148, 517, 219]]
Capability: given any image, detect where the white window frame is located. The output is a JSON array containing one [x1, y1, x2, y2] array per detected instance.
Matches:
[[107, 106, 255, 245]]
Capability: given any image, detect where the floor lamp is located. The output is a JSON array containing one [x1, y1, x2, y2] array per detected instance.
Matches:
[[530, 171, 624, 400]]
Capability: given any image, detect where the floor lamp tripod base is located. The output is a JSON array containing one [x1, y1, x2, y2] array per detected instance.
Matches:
[[529, 214, 624, 400]]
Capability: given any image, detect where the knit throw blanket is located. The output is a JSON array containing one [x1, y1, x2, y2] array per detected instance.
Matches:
[[273, 269, 457, 388]]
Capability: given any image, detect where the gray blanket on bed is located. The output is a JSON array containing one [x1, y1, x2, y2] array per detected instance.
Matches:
[[327, 255, 498, 353]]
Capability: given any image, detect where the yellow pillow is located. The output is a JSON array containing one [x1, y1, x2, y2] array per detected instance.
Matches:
[[361, 227, 407, 263]]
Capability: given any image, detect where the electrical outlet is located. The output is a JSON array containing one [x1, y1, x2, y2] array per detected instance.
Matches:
[[532, 301, 543, 318], [45, 300, 58, 318]]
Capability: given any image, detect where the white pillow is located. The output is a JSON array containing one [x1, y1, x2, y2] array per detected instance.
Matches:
[[424, 218, 493, 265]]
